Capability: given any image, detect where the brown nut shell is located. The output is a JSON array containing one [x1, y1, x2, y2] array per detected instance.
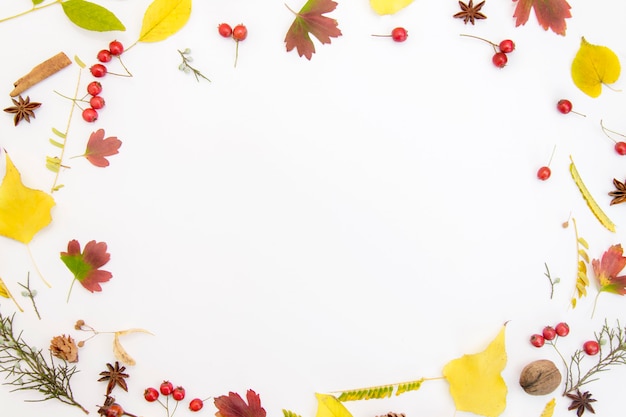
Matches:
[[519, 359, 561, 395]]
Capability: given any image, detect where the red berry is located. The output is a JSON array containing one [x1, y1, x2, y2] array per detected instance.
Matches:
[[218, 23, 233, 37], [232, 24, 247, 41], [555, 322, 570, 337], [189, 398, 204, 412], [557, 99, 573, 114], [498, 39, 515, 53], [89, 96, 105, 110], [583, 340, 599, 355], [172, 386, 186, 401], [615, 141, 626, 155], [542, 326, 557, 341], [87, 81, 102, 96], [530, 334, 545, 347], [90, 64, 107, 78], [104, 403, 124, 417], [160, 380, 174, 396], [82, 108, 98, 122], [492, 52, 508, 68], [109, 40, 124, 56], [537, 166, 551, 181], [144, 387, 159, 402], [391, 27, 408, 42], [97, 49, 112, 63]]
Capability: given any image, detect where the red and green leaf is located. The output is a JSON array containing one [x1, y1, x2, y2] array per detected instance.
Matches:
[[83, 129, 122, 167], [285, 0, 342, 60], [61, 239, 112, 298], [593, 244, 626, 295], [214, 390, 266, 417], [512, 0, 572, 36]]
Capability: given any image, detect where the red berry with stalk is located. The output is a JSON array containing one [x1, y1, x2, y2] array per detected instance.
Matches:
[[160, 380, 174, 396], [530, 334, 545, 347], [218, 23, 233, 37], [144, 387, 159, 402], [189, 398, 204, 412], [555, 322, 570, 337], [498, 39, 515, 53], [90, 64, 107, 78], [89, 96, 105, 110], [542, 326, 557, 341], [172, 386, 186, 401], [372, 27, 408, 42], [583, 340, 599, 355], [109, 40, 124, 56], [97, 49, 112, 63], [230, 23, 248, 67], [537, 145, 556, 181], [600, 120, 626, 156], [82, 108, 98, 122], [556, 99, 586, 117], [460, 34, 515, 68], [492, 52, 507, 68], [87, 81, 102, 96]]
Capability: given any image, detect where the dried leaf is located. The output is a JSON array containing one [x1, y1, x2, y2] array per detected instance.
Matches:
[[442, 326, 507, 417], [315, 394, 353, 417], [83, 129, 122, 167], [0, 152, 55, 244], [214, 390, 267, 417], [512, 0, 571, 36], [540, 398, 556, 417], [571, 37, 621, 98], [61, 0, 125, 32], [139, 0, 192, 43], [285, 0, 342, 60], [370, 0, 414, 15], [112, 329, 152, 366], [569, 156, 616, 232]]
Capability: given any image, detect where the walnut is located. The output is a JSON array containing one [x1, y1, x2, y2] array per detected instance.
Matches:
[[49, 334, 79, 363], [519, 359, 561, 395]]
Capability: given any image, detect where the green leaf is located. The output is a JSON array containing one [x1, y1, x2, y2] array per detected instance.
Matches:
[[74, 55, 86, 69], [52, 127, 67, 139], [283, 410, 302, 417], [32, 0, 45, 5], [49, 138, 65, 148], [46, 156, 61, 173], [61, 0, 126, 32], [139, 0, 192, 43]]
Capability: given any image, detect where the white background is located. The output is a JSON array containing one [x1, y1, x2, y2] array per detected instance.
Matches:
[[0, 0, 625, 416]]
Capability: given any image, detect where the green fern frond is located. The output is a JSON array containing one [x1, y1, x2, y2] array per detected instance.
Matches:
[[282, 409, 302, 417], [336, 378, 424, 402]]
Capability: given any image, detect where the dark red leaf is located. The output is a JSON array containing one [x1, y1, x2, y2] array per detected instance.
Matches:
[[285, 0, 342, 60], [214, 390, 266, 417], [513, 0, 572, 36], [84, 128, 122, 167]]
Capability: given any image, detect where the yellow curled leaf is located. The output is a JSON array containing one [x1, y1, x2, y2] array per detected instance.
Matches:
[[139, 0, 192, 43], [370, 0, 414, 15], [113, 328, 153, 366], [540, 398, 556, 417], [0, 153, 55, 244], [442, 326, 507, 417], [315, 394, 353, 417], [571, 37, 621, 98], [569, 156, 616, 232], [0, 278, 24, 312]]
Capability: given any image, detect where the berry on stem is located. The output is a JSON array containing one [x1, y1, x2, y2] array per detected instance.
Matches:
[[600, 119, 626, 156], [492, 52, 507, 68], [109, 40, 124, 56], [90, 64, 107, 78], [542, 326, 556, 341], [160, 380, 174, 396], [537, 145, 556, 181], [89, 96, 105, 110], [556, 99, 586, 117], [218, 23, 233, 37], [144, 387, 159, 402], [530, 334, 545, 347], [498, 39, 515, 53], [82, 108, 98, 122], [372, 27, 408, 42], [232, 24, 247, 41], [172, 386, 186, 401], [97, 49, 112, 63], [189, 398, 204, 412], [104, 403, 124, 417], [555, 322, 570, 337], [583, 340, 599, 355], [460, 34, 514, 68], [87, 81, 102, 96]]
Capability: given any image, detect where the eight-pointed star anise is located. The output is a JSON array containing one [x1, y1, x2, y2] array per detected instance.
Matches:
[[98, 361, 129, 395], [3, 95, 41, 126], [453, 0, 487, 25], [609, 178, 626, 205], [566, 390, 596, 417]]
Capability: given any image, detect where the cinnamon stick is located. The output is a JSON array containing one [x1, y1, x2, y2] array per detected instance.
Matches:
[[10, 52, 72, 97]]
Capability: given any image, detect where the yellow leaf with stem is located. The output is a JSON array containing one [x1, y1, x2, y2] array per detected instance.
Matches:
[[138, 0, 192, 43], [442, 325, 508, 417], [0, 277, 23, 312], [315, 394, 353, 417], [569, 156, 615, 232], [370, 0, 414, 15], [540, 398, 556, 417], [571, 37, 621, 98]]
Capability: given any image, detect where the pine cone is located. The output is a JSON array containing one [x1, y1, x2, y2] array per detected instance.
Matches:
[[49, 334, 79, 363]]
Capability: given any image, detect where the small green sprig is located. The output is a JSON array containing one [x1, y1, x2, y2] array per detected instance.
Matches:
[[177, 48, 210, 83], [543, 263, 560, 299], [563, 320, 626, 395], [18, 273, 41, 320], [0, 310, 88, 413]]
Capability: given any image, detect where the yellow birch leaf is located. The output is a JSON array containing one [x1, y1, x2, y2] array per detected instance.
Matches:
[[0, 153, 55, 244], [540, 398, 556, 417], [314, 393, 353, 417], [442, 326, 507, 417], [0, 277, 24, 312], [113, 328, 153, 365], [139, 0, 192, 43], [571, 37, 621, 98], [370, 0, 414, 15]]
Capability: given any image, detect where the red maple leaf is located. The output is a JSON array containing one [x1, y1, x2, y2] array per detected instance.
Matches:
[[512, 0, 572, 36], [285, 0, 342, 60], [214, 390, 266, 417], [84, 128, 122, 167], [592, 244, 626, 295], [61, 239, 112, 297]]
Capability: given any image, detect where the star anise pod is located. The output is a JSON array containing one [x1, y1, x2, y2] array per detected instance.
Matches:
[[566, 390, 596, 417], [3, 95, 41, 126], [453, 0, 487, 25], [609, 178, 626, 205], [98, 361, 129, 395]]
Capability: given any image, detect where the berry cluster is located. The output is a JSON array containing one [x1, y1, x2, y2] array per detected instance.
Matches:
[[144, 381, 207, 413], [372, 27, 408, 42], [83, 40, 129, 122], [218, 23, 248, 67], [460, 34, 515, 68], [529, 322, 600, 355]]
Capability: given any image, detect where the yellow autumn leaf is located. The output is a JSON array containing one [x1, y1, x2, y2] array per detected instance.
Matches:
[[370, 0, 414, 15], [540, 398, 556, 417], [571, 37, 621, 98], [0, 152, 55, 244], [442, 326, 507, 417], [139, 0, 192, 43], [0, 277, 24, 312], [314, 393, 353, 417]]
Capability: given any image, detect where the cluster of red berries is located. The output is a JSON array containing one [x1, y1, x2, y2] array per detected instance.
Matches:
[[460, 34, 515, 68], [83, 40, 125, 122], [529, 322, 600, 355], [144, 380, 206, 412], [372, 27, 408, 42], [218, 23, 248, 67]]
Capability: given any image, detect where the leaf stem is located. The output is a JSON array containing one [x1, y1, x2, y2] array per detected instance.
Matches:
[[0, 0, 61, 25], [460, 34, 498, 51], [26, 244, 50, 288]]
